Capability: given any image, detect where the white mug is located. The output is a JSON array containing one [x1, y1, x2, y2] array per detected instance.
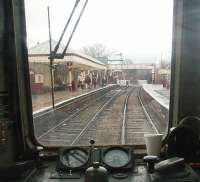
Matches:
[[144, 134, 163, 156]]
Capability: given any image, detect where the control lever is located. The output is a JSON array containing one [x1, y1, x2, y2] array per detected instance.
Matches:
[[89, 139, 95, 162], [85, 162, 108, 182], [143, 155, 159, 173], [148, 157, 200, 182], [85, 140, 109, 182], [155, 157, 184, 174]]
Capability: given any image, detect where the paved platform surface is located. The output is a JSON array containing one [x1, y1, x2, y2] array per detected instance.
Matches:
[[32, 86, 101, 112], [142, 84, 170, 110]]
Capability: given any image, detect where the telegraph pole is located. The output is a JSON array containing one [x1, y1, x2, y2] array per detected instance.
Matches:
[[47, 6, 55, 108]]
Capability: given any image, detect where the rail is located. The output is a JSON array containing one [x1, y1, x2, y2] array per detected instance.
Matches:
[[37, 86, 164, 146], [34, 85, 117, 137], [139, 86, 168, 134], [138, 87, 159, 134], [121, 88, 133, 144], [70, 90, 123, 145]]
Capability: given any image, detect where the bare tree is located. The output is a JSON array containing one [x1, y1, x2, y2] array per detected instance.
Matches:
[[82, 43, 112, 59]]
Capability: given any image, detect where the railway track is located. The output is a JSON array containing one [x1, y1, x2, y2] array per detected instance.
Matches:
[[75, 88, 129, 145], [34, 85, 116, 138], [38, 88, 123, 146], [76, 86, 159, 146], [39, 86, 161, 146], [125, 87, 159, 145]]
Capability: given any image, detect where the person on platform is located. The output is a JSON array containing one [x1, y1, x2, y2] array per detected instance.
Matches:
[[126, 80, 129, 88], [85, 74, 91, 89], [71, 80, 76, 91], [92, 75, 97, 89]]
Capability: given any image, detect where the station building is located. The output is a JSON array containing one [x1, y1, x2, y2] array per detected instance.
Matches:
[[107, 63, 155, 84], [28, 41, 107, 94], [155, 68, 171, 89]]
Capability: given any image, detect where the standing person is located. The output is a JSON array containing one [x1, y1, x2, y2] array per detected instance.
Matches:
[[71, 80, 76, 91], [78, 73, 84, 90], [92, 75, 97, 89], [126, 80, 129, 88], [82, 74, 85, 90], [85, 74, 91, 89], [81, 80, 84, 90], [102, 77, 106, 87], [77, 74, 81, 90]]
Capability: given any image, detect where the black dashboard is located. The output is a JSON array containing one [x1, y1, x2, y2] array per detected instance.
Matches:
[[56, 146, 134, 172], [25, 145, 149, 182], [8, 145, 200, 182], [29, 163, 149, 182]]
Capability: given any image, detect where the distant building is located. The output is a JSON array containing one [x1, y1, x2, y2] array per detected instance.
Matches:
[[107, 63, 155, 84], [156, 69, 171, 89]]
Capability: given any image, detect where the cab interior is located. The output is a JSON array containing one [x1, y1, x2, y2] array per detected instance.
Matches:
[[1, 0, 200, 182]]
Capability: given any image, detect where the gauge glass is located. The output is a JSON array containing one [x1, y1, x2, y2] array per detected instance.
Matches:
[[104, 149, 129, 168], [62, 149, 88, 168]]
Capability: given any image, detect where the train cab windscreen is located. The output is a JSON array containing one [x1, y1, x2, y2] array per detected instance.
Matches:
[[25, 0, 173, 147]]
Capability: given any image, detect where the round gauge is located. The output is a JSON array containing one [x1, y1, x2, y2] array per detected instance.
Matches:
[[103, 147, 130, 168], [60, 148, 89, 169]]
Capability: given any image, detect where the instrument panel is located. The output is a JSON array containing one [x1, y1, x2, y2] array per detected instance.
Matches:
[[59, 147, 89, 169], [57, 146, 134, 172], [102, 147, 134, 171]]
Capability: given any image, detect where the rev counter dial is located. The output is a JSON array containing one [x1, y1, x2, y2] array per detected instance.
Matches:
[[59, 147, 89, 169], [102, 147, 131, 168]]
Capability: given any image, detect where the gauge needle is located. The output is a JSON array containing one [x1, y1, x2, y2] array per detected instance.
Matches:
[[107, 160, 113, 162]]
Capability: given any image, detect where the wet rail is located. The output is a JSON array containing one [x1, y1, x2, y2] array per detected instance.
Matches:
[[34, 85, 116, 138], [37, 86, 164, 146], [76, 86, 160, 146], [75, 88, 127, 145], [125, 87, 159, 145], [37, 86, 121, 146]]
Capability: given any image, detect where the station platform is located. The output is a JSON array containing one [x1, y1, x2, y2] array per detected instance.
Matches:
[[32, 86, 101, 112], [142, 84, 170, 110]]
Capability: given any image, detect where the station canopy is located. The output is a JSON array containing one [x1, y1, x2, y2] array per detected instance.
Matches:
[[28, 40, 106, 70]]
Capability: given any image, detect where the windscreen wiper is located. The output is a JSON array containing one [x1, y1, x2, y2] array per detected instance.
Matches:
[[52, 0, 80, 58], [48, 0, 88, 108], [50, 0, 89, 60]]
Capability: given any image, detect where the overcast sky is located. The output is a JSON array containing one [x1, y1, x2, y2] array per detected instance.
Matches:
[[25, 0, 173, 63]]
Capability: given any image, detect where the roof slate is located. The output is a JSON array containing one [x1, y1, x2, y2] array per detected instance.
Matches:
[[28, 40, 105, 66]]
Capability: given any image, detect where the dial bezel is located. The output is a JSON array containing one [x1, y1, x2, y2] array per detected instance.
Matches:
[[101, 147, 131, 169], [59, 147, 89, 169]]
